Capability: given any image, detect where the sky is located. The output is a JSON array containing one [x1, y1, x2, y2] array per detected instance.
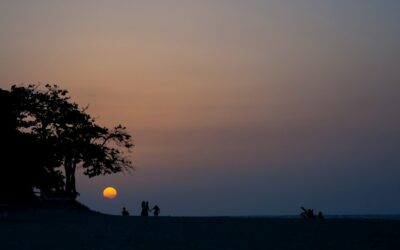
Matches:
[[1, 0, 399, 216]]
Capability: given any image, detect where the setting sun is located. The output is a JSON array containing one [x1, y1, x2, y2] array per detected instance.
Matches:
[[102, 187, 117, 199]]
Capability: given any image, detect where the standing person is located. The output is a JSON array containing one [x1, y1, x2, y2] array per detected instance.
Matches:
[[145, 201, 150, 216], [141, 201, 150, 216], [152, 205, 160, 216], [140, 201, 147, 216]]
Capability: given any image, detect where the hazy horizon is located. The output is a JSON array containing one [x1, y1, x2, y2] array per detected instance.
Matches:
[[1, 0, 399, 216]]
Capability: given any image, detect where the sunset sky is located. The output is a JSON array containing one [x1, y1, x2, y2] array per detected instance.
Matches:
[[1, 0, 399, 215]]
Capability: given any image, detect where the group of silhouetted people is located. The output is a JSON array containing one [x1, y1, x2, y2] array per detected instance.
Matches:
[[121, 201, 160, 217], [141, 201, 160, 217]]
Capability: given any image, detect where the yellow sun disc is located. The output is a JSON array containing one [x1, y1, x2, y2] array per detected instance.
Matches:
[[103, 187, 117, 199]]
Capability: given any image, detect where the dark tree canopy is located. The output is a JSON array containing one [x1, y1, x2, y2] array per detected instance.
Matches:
[[0, 84, 133, 203], [0, 89, 63, 203]]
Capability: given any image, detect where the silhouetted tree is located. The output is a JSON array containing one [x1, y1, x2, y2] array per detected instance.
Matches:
[[5, 84, 133, 199], [0, 89, 63, 203]]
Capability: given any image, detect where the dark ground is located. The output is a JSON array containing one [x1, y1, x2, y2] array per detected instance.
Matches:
[[1, 208, 400, 250]]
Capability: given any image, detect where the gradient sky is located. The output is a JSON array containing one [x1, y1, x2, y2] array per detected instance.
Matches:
[[1, 0, 399, 216]]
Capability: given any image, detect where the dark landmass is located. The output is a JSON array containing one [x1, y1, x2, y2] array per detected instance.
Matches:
[[1, 207, 399, 250]]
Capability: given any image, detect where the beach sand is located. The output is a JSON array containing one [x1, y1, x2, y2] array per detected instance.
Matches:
[[1, 208, 399, 250]]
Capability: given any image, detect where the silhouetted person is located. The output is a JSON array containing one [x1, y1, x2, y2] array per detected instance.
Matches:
[[145, 201, 150, 215], [317, 211, 324, 219], [122, 207, 129, 216], [141, 201, 150, 216], [141, 201, 146, 216], [152, 205, 160, 216]]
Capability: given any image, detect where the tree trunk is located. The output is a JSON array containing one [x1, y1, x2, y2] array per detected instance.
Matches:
[[70, 161, 77, 199], [64, 157, 70, 196], [63, 156, 77, 199]]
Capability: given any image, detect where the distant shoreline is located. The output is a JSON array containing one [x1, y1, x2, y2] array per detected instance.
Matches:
[[5, 204, 400, 220], [233, 215, 400, 220]]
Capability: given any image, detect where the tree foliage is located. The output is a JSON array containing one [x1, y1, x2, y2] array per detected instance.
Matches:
[[0, 84, 133, 202]]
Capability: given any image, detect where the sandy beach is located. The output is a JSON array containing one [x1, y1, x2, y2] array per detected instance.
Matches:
[[1, 208, 399, 250]]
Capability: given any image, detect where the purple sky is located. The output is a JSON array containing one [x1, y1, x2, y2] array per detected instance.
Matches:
[[1, 0, 399, 215]]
